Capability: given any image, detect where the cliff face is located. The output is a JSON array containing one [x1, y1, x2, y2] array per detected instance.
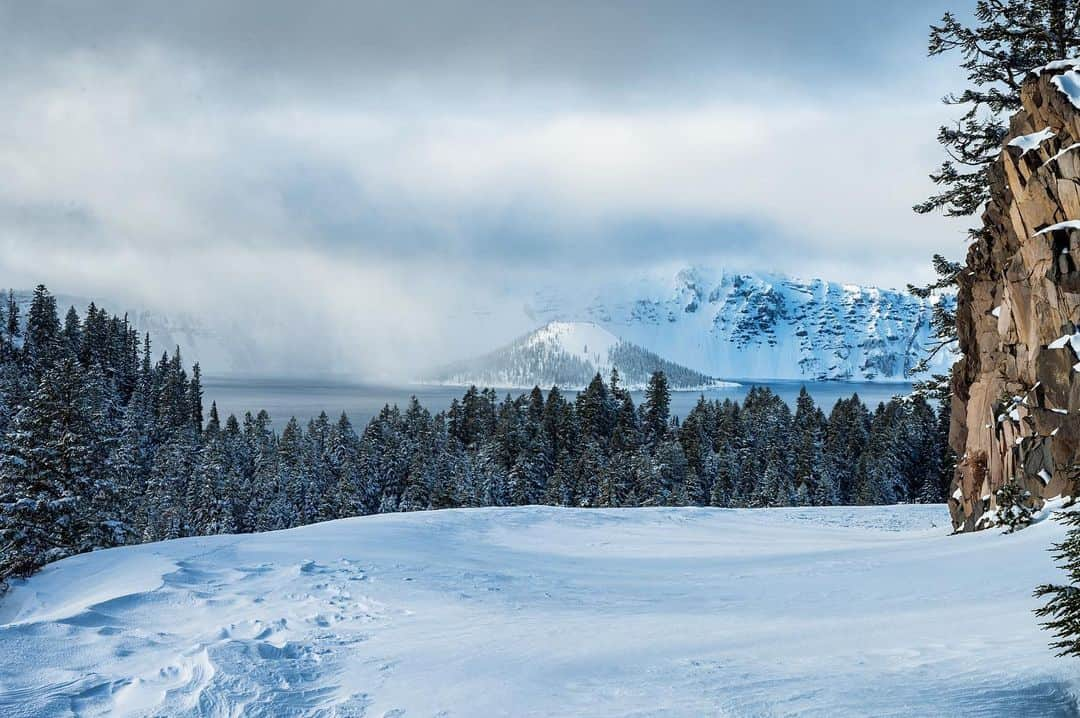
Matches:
[[528, 267, 953, 383], [951, 62, 1080, 531]]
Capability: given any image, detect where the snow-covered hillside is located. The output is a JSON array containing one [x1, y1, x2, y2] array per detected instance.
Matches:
[[527, 267, 956, 382], [1, 506, 1076, 717], [425, 320, 736, 389]]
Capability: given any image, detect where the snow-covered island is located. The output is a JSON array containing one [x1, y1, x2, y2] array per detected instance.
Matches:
[[424, 320, 741, 391]]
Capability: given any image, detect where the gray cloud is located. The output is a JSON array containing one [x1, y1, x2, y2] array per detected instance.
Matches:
[[0, 0, 971, 376], [1, 1, 952, 98]]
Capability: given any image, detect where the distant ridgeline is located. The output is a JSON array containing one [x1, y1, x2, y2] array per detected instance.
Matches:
[[526, 267, 956, 382], [0, 286, 953, 590]]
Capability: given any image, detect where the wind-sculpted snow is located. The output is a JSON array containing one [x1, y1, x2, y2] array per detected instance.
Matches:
[[1, 506, 1077, 717]]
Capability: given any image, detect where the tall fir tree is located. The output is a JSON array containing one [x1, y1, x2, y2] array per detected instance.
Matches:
[[642, 370, 671, 443], [1035, 510, 1080, 656]]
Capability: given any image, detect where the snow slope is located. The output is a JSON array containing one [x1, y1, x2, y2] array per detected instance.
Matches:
[[426, 320, 737, 390], [527, 266, 956, 382], [1, 505, 1077, 717]]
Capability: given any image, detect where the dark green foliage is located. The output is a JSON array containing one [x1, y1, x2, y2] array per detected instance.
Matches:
[[23, 285, 62, 373], [643, 371, 671, 443], [918, 1, 1080, 218], [0, 359, 116, 580], [910, 3, 1080, 398], [429, 334, 717, 391], [994, 477, 1034, 533], [606, 342, 716, 388], [1035, 510, 1080, 655], [907, 256, 961, 401]]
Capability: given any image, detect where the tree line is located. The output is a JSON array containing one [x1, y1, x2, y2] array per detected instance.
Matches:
[[0, 285, 953, 590]]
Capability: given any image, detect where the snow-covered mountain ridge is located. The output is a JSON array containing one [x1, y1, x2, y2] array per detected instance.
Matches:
[[526, 266, 955, 382], [7, 265, 954, 383], [426, 320, 735, 390]]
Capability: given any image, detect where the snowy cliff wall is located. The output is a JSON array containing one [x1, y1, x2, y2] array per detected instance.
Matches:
[[951, 61, 1080, 531], [528, 267, 952, 382]]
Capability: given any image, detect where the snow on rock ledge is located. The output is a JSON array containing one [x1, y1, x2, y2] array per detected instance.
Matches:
[[951, 62, 1080, 531], [1009, 127, 1056, 155]]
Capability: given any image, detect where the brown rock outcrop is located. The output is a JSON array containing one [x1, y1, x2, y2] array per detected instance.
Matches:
[[951, 62, 1080, 531]]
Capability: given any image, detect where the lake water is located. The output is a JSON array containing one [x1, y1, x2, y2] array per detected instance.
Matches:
[[202, 377, 914, 430]]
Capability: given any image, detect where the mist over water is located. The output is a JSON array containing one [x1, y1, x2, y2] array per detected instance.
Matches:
[[202, 376, 914, 430]]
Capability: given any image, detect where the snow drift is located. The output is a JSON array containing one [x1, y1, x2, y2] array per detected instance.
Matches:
[[1, 505, 1077, 717]]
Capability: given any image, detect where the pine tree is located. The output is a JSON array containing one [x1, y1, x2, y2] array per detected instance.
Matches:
[[652, 439, 690, 506], [910, 4, 1080, 399], [456, 386, 484, 448], [155, 348, 191, 438], [81, 364, 126, 547], [544, 449, 575, 506], [792, 388, 824, 501], [677, 399, 709, 481], [248, 411, 285, 531], [921, 400, 956, 503], [573, 439, 606, 507], [474, 440, 509, 507], [206, 401, 221, 435], [278, 417, 309, 526], [189, 363, 204, 432], [543, 385, 577, 459], [429, 438, 464, 510], [0, 359, 112, 583], [855, 402, 902, 505], [824, 396, 871, 504], [706, 451, 734, 507], [329, 412, 364, 517], [1035, 510, 1080, 655], [759, 445, 796, 508], [191, 429, 234, 534], [79, 303, 100, 367], [23, 285, 61, 373], [597, 451, 632, 508], [62, 306, 82, 359], [907, 255, 962, 402], [2, 290, 19, 360], [643, 371, 671, 443], [994, 476, 1034, 532], [509, 431, 552, 505], [576, 373, 613, 442], [918, 0, 1080, 218], [527, 385, 545, 427], [142, 433, 195, 541], [903, 395, 945, 503]]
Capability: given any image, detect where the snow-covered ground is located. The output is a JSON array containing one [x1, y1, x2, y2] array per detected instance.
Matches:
[[1, 506, 1077, 717]]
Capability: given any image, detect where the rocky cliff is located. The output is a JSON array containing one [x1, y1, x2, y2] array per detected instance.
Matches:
[[951, 61, 1080, 531]]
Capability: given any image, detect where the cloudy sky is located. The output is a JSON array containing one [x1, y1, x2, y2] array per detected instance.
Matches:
[[0, 1, 971, 375]]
